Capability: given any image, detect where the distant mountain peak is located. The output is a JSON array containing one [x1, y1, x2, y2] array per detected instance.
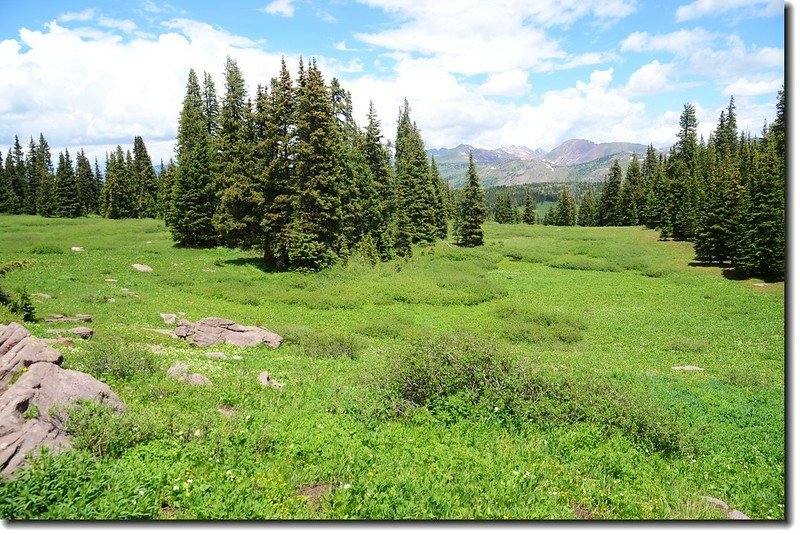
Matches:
[[543, 138, 649, 166]]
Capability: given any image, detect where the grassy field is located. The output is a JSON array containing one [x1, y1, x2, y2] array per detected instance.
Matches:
[[0, 215, 784, 520]]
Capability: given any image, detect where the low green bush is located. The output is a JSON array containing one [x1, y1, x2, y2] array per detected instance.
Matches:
[[67, 342, 158, 381]]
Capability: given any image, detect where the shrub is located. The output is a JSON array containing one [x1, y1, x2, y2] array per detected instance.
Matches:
[[383, 334, 688, 454], [301, 330, 364, 360], [68, 342, 157, 381], [28, 244, 64, 254], [66, 400, 168, 459]]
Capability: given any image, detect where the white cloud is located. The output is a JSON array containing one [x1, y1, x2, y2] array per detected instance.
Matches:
[[353, 0, 637, 75], [624, 60, 674, 96], [98, 16, 138, 34], [261, 0, 295, 18], [620, 28, 715, 54], [480, 70, 531, 97], [723, 77, 784, 97], [675, 0, 783, 22], [58, 9, 95, 22]]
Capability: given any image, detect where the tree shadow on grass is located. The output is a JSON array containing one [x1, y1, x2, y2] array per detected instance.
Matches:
[[688, 260, 783, 283], [222, 257, 277, 272]]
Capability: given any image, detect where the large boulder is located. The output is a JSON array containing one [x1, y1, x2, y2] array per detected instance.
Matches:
[[0, 323, 124, 477], [0, 323, 63, 389], [174, 317, 282, 349]]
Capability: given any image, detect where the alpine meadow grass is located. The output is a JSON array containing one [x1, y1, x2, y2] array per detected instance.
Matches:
[[0, 215, 784, 520]]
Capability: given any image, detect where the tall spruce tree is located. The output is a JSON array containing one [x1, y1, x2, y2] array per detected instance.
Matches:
[[101, 146, 133, 218], [577, 189, 599, 226], [494, 191, 515, 224], [54, 149, 83, 218], [553, 184, 577, 226], [6, 137, 26, 213], [23, 137, 39, 214], [599, 159, 623, 226], [522, 189, 537, 224], [75, 150, 96, 214], [213, 58, 263, 249], [170, 69, 218, 246], [362, 101, 396, 259], [157, 159, 176, 221], [132, 136, 158, 218], [430, 156, 448, 238], [286, 59, 344, 271], [0, 152, 12, 213], [455, 153, 485, 247], [619, 156, 643, 225], [395, 99, 437, 244]]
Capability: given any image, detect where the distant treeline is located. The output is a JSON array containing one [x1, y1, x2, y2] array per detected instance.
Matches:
[[483, 92, 785, 279], [0, 73, 783, 278]]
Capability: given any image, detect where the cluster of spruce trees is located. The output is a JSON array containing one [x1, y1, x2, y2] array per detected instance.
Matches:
[[541, 91, 785, 279], [492, 190, 538, 224], [0, 133, 162, 220], [160, 57, 485, 271]]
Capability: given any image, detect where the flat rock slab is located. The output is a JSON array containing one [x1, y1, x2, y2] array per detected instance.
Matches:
[[31, 293, 52, 300], [132, 263, 153, 272], [175, 317, 282, 349], [70, 247, 84, 252], [0, 324, 123, 477], [68, 327, 93, 340], [160, 313, 177, 325], [45, 314, 92, 323], [258, 371, 284, 389], [672, 365, 704, 372]]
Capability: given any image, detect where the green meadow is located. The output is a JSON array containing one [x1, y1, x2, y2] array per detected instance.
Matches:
[[0, 215, 784, 520]]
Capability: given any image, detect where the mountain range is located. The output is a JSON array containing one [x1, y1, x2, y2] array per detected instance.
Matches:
[[428, 138, 653, 187]]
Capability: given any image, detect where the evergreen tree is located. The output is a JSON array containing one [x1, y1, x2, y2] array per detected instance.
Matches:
[[213, 58, 263, 249], [598, 159, 623, 226], [676, 103, 698, 178], [101, 147, 133, 219], [202, 71, 221, 138], [132, 136, 158, 218], [393, 188, 413, 258], [92, 157, 104, 211], [23, 137, 39, 214], [157, 159, 176, 221], [362, 101, 396, 259], [54, 149, 83, 217], [75, 150, 96, 214], [663, 155, 698, 240], [494, 191, 515, 224], [0, 152, 12, 213], [5, 137, 26, 213], [694, 158, 742, 263], [619, 155, 642, 225], [395, 99, 437, 244], [735, 136, 784, 277], [430, 156, 448, 238], [641, 156, 666, 229], [553, 184, 577, 226], [522, 189, 537, 224], [286, 59, 343, 271], [577, 189, 599, 226], [170, 69, 218, 246], [454, 153, 485, 247]]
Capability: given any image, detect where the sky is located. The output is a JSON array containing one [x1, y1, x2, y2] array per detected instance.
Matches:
[[0, 0, 787, 165]]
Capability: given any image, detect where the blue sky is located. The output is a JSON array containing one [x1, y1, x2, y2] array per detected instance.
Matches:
[[0, 0, 786, 164]]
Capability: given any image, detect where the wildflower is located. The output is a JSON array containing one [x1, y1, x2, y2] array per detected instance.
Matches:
[[173, 485, 180, 491], [194, 429, 202, 437]]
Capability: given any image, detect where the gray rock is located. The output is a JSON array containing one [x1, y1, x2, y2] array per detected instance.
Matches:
[[0, 323, 63, 389], [703, 496, 729, 510], [68, 327, 93, 340], [160, 313, 177, 325], [671, 365, 704, 372], [45, 314, 92, 323], [0, 325, 123, 477], [728, 509, 750, 520], [55, 337, 74, 346], [166, 361, 211, 386], [175, 317, 282, 348], [258, 371, 284, 389], [70, 246, 84, 252], [166, 361, 189, 379], [131, 263, 153, 273]]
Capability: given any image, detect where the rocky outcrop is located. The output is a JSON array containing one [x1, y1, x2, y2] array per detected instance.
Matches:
[[174, 317, 282, 349], [0, 323, 124, 477]]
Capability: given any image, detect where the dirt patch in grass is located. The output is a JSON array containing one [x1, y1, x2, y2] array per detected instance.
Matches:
[[297, 483, 333, 511]]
